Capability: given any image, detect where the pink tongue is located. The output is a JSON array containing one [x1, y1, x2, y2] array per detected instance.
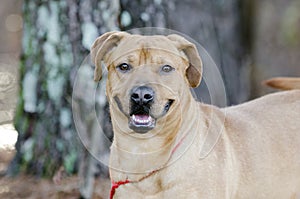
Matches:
[[135, 114, 149, 120]]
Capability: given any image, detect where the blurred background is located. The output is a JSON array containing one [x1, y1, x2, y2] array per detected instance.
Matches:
[[0, 0, 299, 198]]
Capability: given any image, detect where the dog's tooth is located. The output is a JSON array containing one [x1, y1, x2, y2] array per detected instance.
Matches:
[[131, 114, 154, 124], [146, 116, 151, 123]]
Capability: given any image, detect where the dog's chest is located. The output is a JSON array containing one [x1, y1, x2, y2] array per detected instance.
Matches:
[[113, 174, 165, 198]]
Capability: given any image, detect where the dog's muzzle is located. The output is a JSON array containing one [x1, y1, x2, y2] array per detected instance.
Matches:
[[128, 86, 174, 134], [129, 86, 155, 133]]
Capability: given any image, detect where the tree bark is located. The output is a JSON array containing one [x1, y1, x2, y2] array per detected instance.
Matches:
[[69, 1, 118, 197], [8, 0, 78, 177], [8, 0, 116, 177], [7, 0, 119, 198]]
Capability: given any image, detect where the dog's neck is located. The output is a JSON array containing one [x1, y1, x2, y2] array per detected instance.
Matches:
[[109, 90, 202, 181]]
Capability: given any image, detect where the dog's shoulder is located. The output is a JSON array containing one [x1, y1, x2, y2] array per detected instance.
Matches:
[[223, 90, 300, 122], [231, 90, 299, 109], [257, 89, 300, 105]]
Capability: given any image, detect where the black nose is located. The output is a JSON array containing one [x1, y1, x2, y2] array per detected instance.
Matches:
[[131, 86, 154, 105]]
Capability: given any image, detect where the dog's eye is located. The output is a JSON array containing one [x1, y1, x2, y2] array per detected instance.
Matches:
[[117, 63, 131, 72], [161, 65, 174, 73]]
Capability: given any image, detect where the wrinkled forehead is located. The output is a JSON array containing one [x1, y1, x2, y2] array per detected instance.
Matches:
[[108, 35, 187, 62]]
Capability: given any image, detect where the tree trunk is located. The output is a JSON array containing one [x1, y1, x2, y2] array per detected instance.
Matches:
[[8, 0, 77, 177], [69, 1, 118, 197], [7, 0, 117, 180], [8, 0, 119, 197]]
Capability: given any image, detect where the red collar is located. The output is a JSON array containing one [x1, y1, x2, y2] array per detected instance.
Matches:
[[109, 132, 189, 199], [110, 179, 130, 199]]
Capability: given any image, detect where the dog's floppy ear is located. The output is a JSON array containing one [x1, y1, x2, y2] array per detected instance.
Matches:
[[90, 31, 130, 81], [167, 34, 202, 88]]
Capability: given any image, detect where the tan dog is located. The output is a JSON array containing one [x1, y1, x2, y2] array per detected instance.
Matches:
[[91, 31, 300, 199]]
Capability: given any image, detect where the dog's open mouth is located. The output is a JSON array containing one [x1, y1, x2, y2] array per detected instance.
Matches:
[[129, 100, 174, 134], [131, 114, 155, 125], [129, 114, 155, 133]]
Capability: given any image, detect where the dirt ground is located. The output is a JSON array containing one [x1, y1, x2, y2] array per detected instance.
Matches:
[[0, 149, 111, 199]]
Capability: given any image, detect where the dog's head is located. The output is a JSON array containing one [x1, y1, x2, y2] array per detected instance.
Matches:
[[91, 31, 202, 134]]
